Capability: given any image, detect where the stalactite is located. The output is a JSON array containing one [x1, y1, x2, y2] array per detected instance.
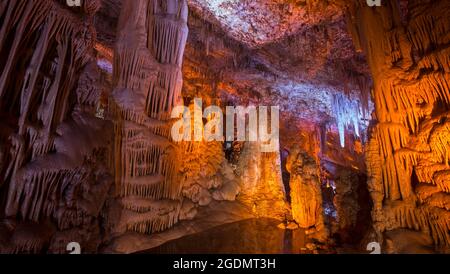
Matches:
[[146, 0, 188, 120], [119, 199, 181, 234], [332, 93, 362, 147], [0, 221, 54, 254], [5, 111, 113, 221], [171, 101, 240, 211]]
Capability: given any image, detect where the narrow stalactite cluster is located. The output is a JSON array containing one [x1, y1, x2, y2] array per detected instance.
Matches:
[[0, 0, 113, 253], [347, 0, 450, 248], [111, 0, 189, 235], [332, 93, 363, 148]]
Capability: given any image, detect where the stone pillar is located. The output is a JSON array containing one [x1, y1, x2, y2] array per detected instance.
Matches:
[[286, 145, 328, 241], [347, 0, 450, 247]]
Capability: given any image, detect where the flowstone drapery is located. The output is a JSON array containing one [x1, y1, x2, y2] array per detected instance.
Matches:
[[111, 0, 189, 235], [346, 0, 450, 248], [0, 0, 113, 253]]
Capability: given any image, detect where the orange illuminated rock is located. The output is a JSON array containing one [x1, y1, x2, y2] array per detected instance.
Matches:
[[286, 145, 328, 241], [346, 0, 450, 247]]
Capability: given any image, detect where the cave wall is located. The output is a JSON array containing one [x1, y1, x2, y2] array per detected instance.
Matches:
[[347, 0, 450, 248], [0, 0, 114, 253]]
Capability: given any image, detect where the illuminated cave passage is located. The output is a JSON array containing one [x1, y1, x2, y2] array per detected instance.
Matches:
[[0, 0, 448, 254]]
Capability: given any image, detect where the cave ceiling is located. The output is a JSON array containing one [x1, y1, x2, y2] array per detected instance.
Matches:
[[187, 0, 341, 47]]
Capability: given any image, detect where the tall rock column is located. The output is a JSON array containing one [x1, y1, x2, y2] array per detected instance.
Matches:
[[286, 145, 328, 241], [346, 0, 450, 247], [111, 0, 189, 235], [237, 142, 289, 220]]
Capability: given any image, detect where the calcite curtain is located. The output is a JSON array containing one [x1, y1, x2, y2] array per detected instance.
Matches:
[[347, 0, 450, 246], [111, 0, 189, 235], [0, 0, 113, 253]]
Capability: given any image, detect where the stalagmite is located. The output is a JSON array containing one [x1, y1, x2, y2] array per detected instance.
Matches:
[[286, 145, 328, 241]]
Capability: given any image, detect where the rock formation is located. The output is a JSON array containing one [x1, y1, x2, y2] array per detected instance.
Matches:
[[286, 145, 328, 242], [345, 0, 450, 248], [111, 0, 189, 236], [237, 142, 289, 220], [0, 0, 114, 253]]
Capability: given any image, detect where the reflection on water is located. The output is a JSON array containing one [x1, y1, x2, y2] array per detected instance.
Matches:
[[142, 218, 309, 254]]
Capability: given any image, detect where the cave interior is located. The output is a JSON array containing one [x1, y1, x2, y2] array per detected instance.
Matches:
[[0, 0, 449, 254]]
